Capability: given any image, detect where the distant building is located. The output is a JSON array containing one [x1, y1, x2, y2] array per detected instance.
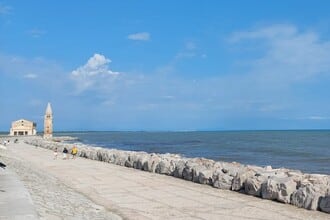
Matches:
[[43, 102, 53, 139], [10, 119, 37, 136]]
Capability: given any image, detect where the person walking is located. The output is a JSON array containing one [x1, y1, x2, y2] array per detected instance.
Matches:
[[71, 146, 78, 159], [62, 147, 68, 160], [53, 147, 58, 159]]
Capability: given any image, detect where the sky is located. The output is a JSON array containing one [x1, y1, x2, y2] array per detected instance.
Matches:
[[1, 0, 330, 131]]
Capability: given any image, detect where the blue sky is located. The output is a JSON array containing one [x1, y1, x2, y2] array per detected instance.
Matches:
[[1, 1, 330, 131]]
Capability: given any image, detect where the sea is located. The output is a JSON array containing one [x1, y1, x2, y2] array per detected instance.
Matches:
[[54, 130, 330, 175]]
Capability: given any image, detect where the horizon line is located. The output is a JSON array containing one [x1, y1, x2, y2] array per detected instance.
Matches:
[[2, 128, 330, 133]]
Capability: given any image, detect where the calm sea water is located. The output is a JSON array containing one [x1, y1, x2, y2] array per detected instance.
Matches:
[[55, 131, 330, 174]]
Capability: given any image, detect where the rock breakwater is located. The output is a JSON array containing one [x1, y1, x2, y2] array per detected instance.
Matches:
[[25, 137, 330, 214]]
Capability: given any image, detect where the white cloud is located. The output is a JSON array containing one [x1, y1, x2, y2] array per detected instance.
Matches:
[[71, 53, 120, 93], [23, 73, 38, 79], [215, 24, 330, 119], [228, 24, 330, 92], [127, 32, 150, 41]]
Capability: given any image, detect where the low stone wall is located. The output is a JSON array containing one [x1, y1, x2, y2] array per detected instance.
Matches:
[[25, 137, 330, 214]]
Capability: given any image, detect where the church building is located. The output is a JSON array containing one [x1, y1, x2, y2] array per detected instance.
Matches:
[[10, 119, 37, 136]]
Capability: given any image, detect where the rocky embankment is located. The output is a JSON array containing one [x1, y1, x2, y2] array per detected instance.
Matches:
[[25, 137, 330, 214]]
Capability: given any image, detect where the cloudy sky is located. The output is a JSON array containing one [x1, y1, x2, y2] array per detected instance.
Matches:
[[1, 0, 330, 131]]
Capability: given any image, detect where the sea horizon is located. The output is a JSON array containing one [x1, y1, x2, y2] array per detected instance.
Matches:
[[3, 128, 330, 134]]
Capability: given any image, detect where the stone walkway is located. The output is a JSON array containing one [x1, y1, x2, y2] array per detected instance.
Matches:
[[2, 141, 330, 220], [0, 167, 38, 220]]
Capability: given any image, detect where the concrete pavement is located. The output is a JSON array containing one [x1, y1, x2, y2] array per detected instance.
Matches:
[[0, 166, 38, 220]]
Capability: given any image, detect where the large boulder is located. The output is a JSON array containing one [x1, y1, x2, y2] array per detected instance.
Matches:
[[244, 175, 267, 196], [198, 169, 214, 185], [291, 184, 323, 210], [143, 154, 161, 173], [114, 151, 128, 166], [101, 149, 111, 162], [96, 149, 108, 161], [212, 169, 233, 190], [182, 161, 199, 181], [221, 162, 243, 177], [320, 195, 330, 213], [155, 158, 176, 175], [231, 169, 255, 191], [261, 177, 296, 203], [192, 165, 209, 183], [135, 153, 150, 170], [173, 159, 187, 178], [107, 150, 117, 163]]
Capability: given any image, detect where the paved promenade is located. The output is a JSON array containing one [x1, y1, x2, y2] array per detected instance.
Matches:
[[0, 166, 38, 219], [1, 141, 329, 219]]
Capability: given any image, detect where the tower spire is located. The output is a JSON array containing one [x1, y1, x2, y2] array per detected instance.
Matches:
[[46, 102, 52, 115], [43, 102, 53, 139]]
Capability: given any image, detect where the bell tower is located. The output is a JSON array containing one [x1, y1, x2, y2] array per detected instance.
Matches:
[[43, 102, 53, 139]]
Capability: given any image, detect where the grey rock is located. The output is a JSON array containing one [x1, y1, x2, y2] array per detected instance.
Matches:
[[143, 155, 161, 173], [182, 161, 198, 181], [192, 165, 208, 183], [135, 153, 150, 170], [213, 169, 233, 190], [261, 177, 296, 203], [173, 159, 187, 178], [231, 169, 255, 191], [155, 159, 174, 175], [291, 184, 322, 210], [244, 175, 267, 196], [221, 162, 243, 177], [198, 169, 214, 185], [320, 195, 330, 213]]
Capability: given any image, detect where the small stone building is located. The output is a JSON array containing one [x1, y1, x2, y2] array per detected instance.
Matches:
[[10, 119, 37, 136]]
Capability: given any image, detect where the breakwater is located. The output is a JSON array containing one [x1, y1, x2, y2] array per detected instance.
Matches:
[[25, 137, 330, 214]]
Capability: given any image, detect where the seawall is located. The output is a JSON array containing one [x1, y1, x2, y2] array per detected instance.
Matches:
[[24, 136, 330, 214]]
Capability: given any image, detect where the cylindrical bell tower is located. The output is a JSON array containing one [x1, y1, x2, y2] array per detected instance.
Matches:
[[43, 102, 53, 139]]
